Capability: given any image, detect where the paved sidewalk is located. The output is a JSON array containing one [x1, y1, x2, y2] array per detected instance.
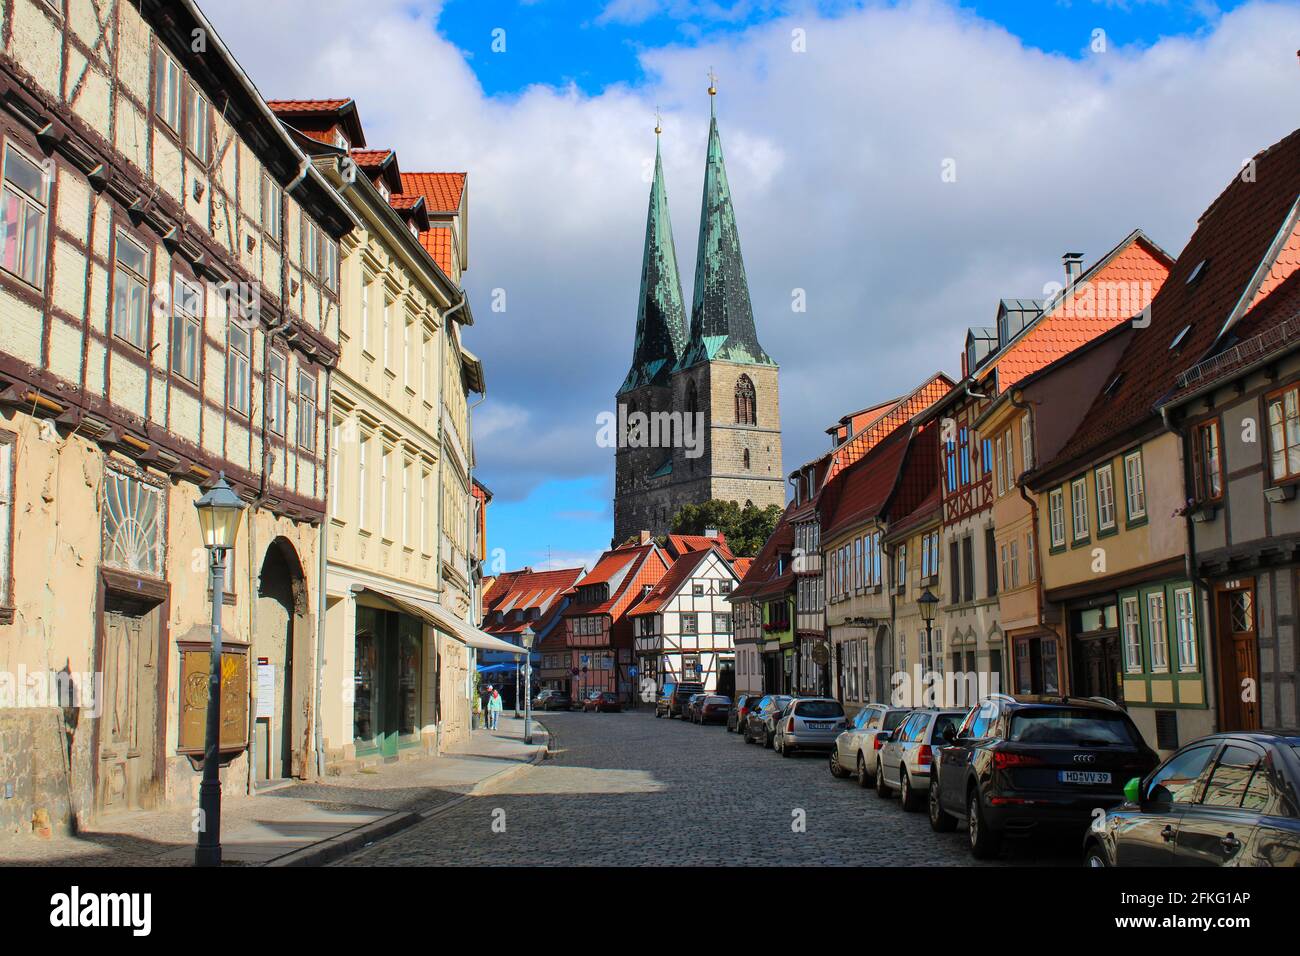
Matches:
[[0, 716, 548, 867]]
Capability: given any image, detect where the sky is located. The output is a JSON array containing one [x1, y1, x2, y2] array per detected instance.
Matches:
[[202, 0, 1300, 574]]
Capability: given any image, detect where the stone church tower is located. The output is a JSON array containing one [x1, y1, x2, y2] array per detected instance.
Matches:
[[613, 94, 784, 546]]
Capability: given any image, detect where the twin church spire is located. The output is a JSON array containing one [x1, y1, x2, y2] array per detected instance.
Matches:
[[619, 84, 774, 396]]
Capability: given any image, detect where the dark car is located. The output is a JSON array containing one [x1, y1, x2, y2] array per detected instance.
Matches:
[[655, 682, 705, 719], [1083, 730, 1300, 867], [581, 690, 622, 713], [743, 694, 793, 748], [727, 694, 762, 733], [683, 693, 707, 722], [533, 690, 572, 711], [695, 695, 732, 725], [929, 695, 1159, 859]]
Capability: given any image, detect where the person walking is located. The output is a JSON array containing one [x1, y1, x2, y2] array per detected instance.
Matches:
[[488, 685, 503, 730]]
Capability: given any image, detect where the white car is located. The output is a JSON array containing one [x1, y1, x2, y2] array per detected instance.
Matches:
[[828, 704, 914, 787], [875, 708, 970, 810], [773, 697, 847, 757]]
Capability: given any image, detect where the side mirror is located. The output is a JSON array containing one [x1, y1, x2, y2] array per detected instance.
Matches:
[[1124, 777, 1141, 804]]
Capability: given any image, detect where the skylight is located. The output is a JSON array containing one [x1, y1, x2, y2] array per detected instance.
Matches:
[[1186, 259, 1209, 285], [1169, 325, 1191, 350], [1104, 373, 1124, 397]]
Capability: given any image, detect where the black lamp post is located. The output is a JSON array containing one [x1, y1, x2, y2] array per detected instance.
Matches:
[[919, 588, 939, 701], [193, 475, 246, 868], [521, 626, 536, 745]]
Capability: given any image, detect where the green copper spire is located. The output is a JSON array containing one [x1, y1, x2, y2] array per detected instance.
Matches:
[[678, 94, 774, 370], [620, 129, 688, 394]]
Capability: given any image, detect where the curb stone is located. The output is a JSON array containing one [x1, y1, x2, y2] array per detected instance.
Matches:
[[264, 723, 551, 867]]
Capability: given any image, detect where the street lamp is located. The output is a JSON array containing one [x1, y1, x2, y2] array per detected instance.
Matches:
[[520, 626, 536, 745], [919, 588, 939, 703], [193, 474, 246, 868]]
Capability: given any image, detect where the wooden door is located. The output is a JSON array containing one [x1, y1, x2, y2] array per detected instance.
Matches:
[[1216, 582, 1259, 731], [96, 603, 161, 815]]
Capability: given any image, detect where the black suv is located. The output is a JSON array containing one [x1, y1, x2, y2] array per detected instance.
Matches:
[[929, 695, 1158, 859], [655, 682, 705, 719]]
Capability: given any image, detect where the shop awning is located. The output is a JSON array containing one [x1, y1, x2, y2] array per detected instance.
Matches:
[[350, 586, 526, 656]]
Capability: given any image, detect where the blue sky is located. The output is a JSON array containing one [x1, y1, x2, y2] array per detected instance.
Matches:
[[208, 0, 1299, 575]]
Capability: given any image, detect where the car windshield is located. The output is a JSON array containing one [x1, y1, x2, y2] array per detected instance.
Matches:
[[932, 713, 964, 740], [767, 696, 792, 712], [707, 696, 730, 704], [1008, 708, 1138, 746], [795, 700, 844, 718], [883, 710, 910, 731]]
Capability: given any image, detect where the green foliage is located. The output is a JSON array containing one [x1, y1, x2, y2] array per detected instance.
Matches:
[[668, 499, 783, 558]]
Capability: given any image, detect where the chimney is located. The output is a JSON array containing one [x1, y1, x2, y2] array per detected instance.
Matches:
[[704, 528, 719, 539], [639, 530, 651, 544], [1063, 252, 1085, 287]]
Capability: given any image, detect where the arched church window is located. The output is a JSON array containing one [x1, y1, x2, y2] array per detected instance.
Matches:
[[735, 375, 756, 425], [743, 448, 751, 470]]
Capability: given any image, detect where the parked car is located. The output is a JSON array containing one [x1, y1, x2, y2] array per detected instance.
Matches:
[[727, 694, 762, 733], [533, 690, 572, 711], [743, 694, 793, 748], [829, 704, 913, 786], [875, 708, 969, 810], [683, 693, 708, 722], [655, 682, 705, 719], [581, 690, 622, 713], [929, 695, 1159, 859], [1083, 730, 1300, 867], [695, 695, 732, 725], [774, 698, 847, 757]]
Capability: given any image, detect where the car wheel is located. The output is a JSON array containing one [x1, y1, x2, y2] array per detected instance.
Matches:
[[781, 738, 794, 758], [900, 771, 921, 812], [875, 760, 891, 798], [856, 753, 872, 789], [1084, 843, 1109, 868], [829, 749, 849, 779], [968, 788, 1001, 860], [929, 777, 956, 832]]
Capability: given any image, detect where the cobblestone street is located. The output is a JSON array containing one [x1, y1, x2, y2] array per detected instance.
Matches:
[[341, 709, 1078, 866]]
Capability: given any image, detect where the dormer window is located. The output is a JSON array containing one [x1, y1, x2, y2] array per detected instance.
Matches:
[[378, 181, 390, 200], [410, 221, 419, 238], [333, 128, 350, 151]]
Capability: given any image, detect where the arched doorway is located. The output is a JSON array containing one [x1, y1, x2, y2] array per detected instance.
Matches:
[[256, 538, 311, 781], [873, 625, 891, 704]]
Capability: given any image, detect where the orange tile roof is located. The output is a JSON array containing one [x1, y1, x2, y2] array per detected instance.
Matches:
[[418, 226, 454, 274], [350, 149, 393, 168], [388, 194, 423, 210], [266, 98, 352, 113], [401, 172, 466, 213], [665, 532, 734, 560], [628, 548, 717, 616]]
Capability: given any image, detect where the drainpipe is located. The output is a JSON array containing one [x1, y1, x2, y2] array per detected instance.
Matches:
[[1009, 390, 1046, 686], [314, 364, 333, 778]]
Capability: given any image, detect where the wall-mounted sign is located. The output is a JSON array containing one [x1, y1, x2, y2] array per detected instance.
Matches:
[[177, 643, 249, 754], [256, 660, 275, 720]]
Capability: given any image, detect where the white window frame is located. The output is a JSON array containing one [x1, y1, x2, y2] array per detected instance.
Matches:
[[184, 81, 209, 164], [1021, 413, 1033, 470], [1048, 487, 1065, 547], [261, 172, 282, 242], [227, 323, 251, 416], [1, 143, 49, 288], [154, 46, 181, 132], [170, 275, 202, 383], [1003, 427, 1015, 490], [296, 371, 317, 452], [1174, 587, 1198, 672], [1147, 591, 1169, 673], [1071, 477, 1089, 542], [1121, 596, 1142, 673], [995, 436, 1005, 495], [112, 228, 149, 349], [1124, 451, 1147, 521], [358, 434, 369, 530], [1095, 463, 1116, 531]]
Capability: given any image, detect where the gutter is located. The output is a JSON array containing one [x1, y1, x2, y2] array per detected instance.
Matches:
[[314, 364, 333, 777]]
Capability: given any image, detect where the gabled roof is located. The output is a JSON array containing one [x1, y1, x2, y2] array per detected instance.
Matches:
[[400, 172, 467, 214], [482, 566, 585, 638], [824, 373, 953, 483], [1041, 127, 1300, 478], [351, 148, 403, 196], [665, 532, 734, 561], [629, 547, 732, 616], [731, 502, 796, 602], [563, 542, 667, 618], [266, 97, 366, 149], [885, 485, 942, 542], [821, 427, 911, 540]]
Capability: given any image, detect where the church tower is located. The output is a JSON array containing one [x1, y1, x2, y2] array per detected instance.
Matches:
[[613, 89, 784, 546]]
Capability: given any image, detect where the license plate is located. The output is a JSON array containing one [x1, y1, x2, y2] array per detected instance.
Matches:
[[808, 722, 835, 729], [1059, 770, 1112, 785]]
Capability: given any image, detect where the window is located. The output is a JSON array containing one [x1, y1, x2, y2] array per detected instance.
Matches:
[[1021, 413, 1033, 470], [1071, 477, 1089, 541], [267, 352, 287, 435], [1026, 530, 1036, 582], [360, 275, 372, 350], [716, 613, 732, 634], [322, 237, 338, 292], [995, 437, 1004, 495], [404, 320, 413, 386], [1003, 427, 1015, 489], [734, 374, 756, 425], [303, 220, 320, 277], [692, 582, 705, 597], [1009, 539, 1020, 589], [1121, 596, 1142, 673], [261, 172, 282, 242], [102, 466, 165, 577], [1174, 587, 1198, 672], [949, 540, 960, 604], [999, 543, 1010, 592], [895, 544, 906, 592], [226, 323, 251, 415], [719, 579, 732, 594], [330, 419, 342, 520], [112, 229, 148, 349], [1147, 591, 1169, 673], [682, 613, 698, 635], [402, 459, 411, 546], [962, 536, 974, 603], [1202, 746, 1270, 811], [383, 297, 392, 368], [1124, 451, 1147, 520], [358, 435, 369, 530], [421, 469, 432, 553], [170, 276, 201, 382], [959, 427, 970, 486], [1048, 487, 1065, 547], [743, 448, 751, 470], [1194, 421, 1222, 501], [983, 528, 996, 598], [1, 144, 48, 287], [184, 82, 208, 163], [1147, 744, 1215, 806], [1267, 386, 1300, 482], [154, 47, 181, 131], [1095, 464, 1116, 531], [0, 433, 12, 608], [297, 371, 317, 451], [379, 448, 390, 538]]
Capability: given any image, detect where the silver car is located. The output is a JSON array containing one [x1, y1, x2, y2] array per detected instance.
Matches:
[[774, 697, 848, 757], [875, 708, 969, 810], [829, 704, 914, 787]]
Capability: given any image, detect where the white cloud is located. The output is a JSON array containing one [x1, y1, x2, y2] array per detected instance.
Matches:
[[201, 0, 1300, 510]]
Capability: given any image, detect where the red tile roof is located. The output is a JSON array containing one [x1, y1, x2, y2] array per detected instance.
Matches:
[[628, 548, 717, 616], [350, 149, 394, 169], [731, 503, 796, 602], [886, 485, 942, 541], [401, 172, 466, 213], [825, 373, 953, 482], [983, 233, 1173, 394], [266, 98, 352, 113], [822, 427, 912, 540], [418, 226, 454, 274], [562, 543, 667, 618], [665, 532, 734, 561], [732, 557, 753, 579], [1043, 127, 1300, 478], [388, 194, 423, 210]]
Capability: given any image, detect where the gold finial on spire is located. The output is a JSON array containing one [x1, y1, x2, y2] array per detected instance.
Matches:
[[654, 105, 662, 136], [707, 66, 717, 97]]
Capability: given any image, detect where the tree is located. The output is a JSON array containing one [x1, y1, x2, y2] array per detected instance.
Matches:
[[668, 499, 783, 558]]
